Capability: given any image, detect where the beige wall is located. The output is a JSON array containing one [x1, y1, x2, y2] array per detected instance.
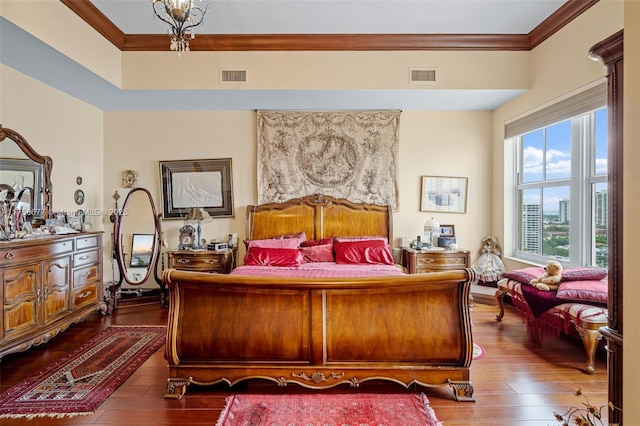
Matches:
[[0, 65, 104, 230], [103, 109, 493, 282]]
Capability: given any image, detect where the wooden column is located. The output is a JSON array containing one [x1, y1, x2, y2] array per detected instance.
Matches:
[[589, 29, 623, 425]]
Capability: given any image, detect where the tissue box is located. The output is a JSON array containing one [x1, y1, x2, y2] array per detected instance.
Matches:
[[437, 236, 456, 248]]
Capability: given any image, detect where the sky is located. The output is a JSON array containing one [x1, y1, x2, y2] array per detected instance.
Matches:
[[521, 108, 607, 215]]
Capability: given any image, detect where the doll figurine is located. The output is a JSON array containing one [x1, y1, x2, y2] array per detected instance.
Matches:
[[472, 236, 506, 287]]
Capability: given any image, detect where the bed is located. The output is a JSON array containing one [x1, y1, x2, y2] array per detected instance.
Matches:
[[495, 267, 609, 374], [163, 194, 476, 401]]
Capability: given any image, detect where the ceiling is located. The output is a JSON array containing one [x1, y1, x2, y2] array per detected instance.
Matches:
[[1, 1, 599, 111]]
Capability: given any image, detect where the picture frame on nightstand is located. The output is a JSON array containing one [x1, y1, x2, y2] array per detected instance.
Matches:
[[178, 225, 195, 250], [439, 225, 455, 237]]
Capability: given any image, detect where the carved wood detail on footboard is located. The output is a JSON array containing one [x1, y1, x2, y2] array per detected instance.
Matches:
[[163, 268, 476, 401]]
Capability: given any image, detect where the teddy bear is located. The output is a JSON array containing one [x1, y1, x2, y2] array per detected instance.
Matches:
[[529, 260, 563, 291]]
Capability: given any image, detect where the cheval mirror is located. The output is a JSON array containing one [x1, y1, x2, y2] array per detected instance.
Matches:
[[112, 187, 166, 310]]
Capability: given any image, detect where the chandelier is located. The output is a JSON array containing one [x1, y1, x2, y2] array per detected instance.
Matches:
[[152, 0, 209, 54]]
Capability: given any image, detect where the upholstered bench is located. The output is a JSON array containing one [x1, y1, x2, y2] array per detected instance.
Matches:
[[495, 268, 608, 375]]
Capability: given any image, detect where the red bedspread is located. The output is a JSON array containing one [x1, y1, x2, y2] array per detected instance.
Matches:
[[231, 262, 405, 278]]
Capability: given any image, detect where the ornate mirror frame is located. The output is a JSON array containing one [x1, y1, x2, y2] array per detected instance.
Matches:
[[111, 187, 167, 311], [0, 126, 53, 222]]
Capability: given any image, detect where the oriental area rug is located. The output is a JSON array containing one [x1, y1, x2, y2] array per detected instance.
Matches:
[[215, 393, 443, 426], [0, 325, 165, 419]]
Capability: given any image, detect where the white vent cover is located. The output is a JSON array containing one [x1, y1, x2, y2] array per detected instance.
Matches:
[[409, 68, 437, 83], [220, 69, 247, 83]]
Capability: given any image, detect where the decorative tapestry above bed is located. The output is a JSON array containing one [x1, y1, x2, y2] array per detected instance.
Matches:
[[257, 110, 401, 210]]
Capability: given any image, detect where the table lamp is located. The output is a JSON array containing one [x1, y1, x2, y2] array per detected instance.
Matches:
[[184, 207, 211, 249], [423, 217, 441, 248]]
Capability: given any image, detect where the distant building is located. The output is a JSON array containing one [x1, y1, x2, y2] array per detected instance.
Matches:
[[522, 203, 541, 253], [595, 189, 608, 227], [559, 199, 570, 223]]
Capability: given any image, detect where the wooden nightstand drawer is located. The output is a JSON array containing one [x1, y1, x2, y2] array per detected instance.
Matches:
[[167, 250, 235, 274], [403, 248, 470, 274]]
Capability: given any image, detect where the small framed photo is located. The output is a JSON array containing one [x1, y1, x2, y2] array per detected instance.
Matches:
[[178, 225, 196, 250], [439, 225, 455, 238], [420, 176, 468, 213]]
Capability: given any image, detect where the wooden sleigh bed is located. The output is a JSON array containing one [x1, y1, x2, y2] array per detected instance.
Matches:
[[163, 194, 476, 401]]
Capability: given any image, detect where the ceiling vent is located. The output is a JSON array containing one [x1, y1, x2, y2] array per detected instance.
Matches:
[[409, 68, 437, 84], [220, 69, 247, 83]]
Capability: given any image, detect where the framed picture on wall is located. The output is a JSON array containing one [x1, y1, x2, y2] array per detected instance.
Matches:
[[420, 176, 468, 214], [159, 158, 234, 219]]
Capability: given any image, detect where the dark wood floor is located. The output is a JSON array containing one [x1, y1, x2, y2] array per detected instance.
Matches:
[[0, 295, 608, 425]]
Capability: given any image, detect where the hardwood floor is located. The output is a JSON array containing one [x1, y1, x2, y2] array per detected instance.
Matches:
[[0, 295, 608, 425]]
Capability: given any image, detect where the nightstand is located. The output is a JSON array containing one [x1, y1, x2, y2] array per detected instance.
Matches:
[[402, 247, 470, 274], [166, 249, 236, 274]]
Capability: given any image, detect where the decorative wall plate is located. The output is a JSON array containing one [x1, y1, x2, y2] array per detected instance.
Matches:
[[122, 170, 138, 188], [74, 189, 85, 205]]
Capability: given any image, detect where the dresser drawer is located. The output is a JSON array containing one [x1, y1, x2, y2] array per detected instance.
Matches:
[[73, 283, 99, 308], [75, 235, 99, 250], [1, 239, 73, 264], [73, 265, 99, 287], [74, 249, 99, 268]]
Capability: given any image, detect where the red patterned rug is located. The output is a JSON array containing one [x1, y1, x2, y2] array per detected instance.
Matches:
[[215, 393, 443, 426], [0, 325, 165, 419]]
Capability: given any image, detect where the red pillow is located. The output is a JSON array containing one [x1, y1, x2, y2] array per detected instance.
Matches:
[[502, 267, 545, 284], [562, 267, 608, 281], [334, 240, 394, 265], [243, 231, 307, 249], [556, 280, 608, 303], [333, 236, 387, 243], [301, 244, 334, 263], [244, 247, 303, 267], [300, 237, 333, 247], [247, 237, 303, 250]]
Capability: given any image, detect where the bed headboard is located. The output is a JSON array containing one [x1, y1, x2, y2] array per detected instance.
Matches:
[[246, 194, 393, 242]]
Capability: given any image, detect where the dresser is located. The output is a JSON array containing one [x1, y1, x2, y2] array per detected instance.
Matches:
[[166, 249, 235, 274], [0, 232, 105, 358], [402, 247, 470, 274]]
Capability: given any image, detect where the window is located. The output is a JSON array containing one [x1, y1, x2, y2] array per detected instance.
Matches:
[[506, 84, 607, 268]]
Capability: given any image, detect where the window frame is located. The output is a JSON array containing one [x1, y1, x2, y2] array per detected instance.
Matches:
[[508, 92, 607, 268]]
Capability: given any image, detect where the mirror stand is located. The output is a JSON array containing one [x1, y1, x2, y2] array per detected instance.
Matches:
[[107, 188, 167, 314]]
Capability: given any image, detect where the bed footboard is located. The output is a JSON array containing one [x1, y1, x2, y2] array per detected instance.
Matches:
[[163, 268, 475, 401]]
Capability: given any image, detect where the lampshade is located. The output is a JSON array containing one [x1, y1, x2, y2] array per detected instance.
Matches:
[[184, 207, 211, 223], [423, 217, 441, 247], [424, 217, 440, 232]]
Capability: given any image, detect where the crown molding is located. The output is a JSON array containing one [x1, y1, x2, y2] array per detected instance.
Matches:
[[61, 0, 599, 52]]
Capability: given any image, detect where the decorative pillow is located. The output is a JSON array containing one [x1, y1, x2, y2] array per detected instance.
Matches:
[[246, 237, 303, 250], [244, 247, 304, 267], [501, 267, 545, 284], [244, 232, 307, 249], [333, 236, 387, 243], [334, 240, 394, 265], [301, 244, 335, 263], [562, 267, 608, 281], [300, 237, 333, 247], [556, 280, 608, 303]]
